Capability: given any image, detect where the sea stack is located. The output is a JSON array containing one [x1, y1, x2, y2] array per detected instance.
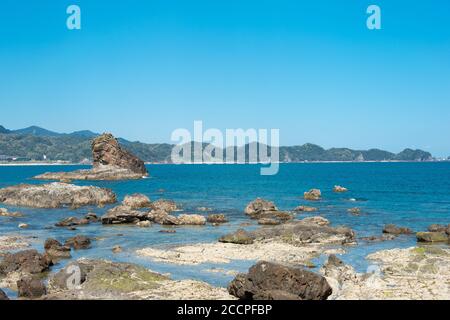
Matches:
[[34, 133, 148, 181], [92, 133, 148, 176]]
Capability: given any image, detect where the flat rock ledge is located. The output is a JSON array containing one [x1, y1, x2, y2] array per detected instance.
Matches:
[[34, 166, 145, 181], [322, 246, 450, 300], [136, 216, 351, 266], [44, 259, 233, 300], [0, 182, 116, 208]]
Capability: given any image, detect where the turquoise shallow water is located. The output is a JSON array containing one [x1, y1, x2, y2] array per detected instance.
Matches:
[[1, 162, 450, 291]]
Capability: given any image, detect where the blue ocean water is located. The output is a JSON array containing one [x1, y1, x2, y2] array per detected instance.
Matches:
[[1, 162, 450, 290]]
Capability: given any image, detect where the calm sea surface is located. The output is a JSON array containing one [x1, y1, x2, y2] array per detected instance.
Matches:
[[1, 162, 450, 291]]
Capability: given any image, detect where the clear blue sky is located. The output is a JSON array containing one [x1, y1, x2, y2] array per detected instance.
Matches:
[[1, 0, 449, 156]]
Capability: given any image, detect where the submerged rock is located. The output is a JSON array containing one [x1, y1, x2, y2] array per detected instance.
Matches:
[[17, 276, 47, 299], [122, 194, 152, 209], [304, 189, 322, 201], [219, 229, 254, 245], [206, 214, 228, 224], [0, 207, 23, 217], [35, 133, 148, 181], [64, 235, 91, 250], [177, 214, 206, 225], [383, 224, 413, 235], [228, 261, 332, 300], [293, 205, 318, 212], [0, 249, 52, 275], [416, 232, 448, 243], [333, 186, 348, 193], [0, 182, 116, 209], [347, 207, 361, 216]]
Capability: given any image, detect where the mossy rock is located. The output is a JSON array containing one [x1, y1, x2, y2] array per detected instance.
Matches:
[[416, 232, 448, 243]]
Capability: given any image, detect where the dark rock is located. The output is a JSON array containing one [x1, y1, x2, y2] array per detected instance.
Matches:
[[65, 235, 91, 250], [44, 238, 71, 259], [17, 276, 47, 299], [92, 133, 148, 176], [85, 212, 99, 222], [347, 207, 361, 215], [0, 288, 8, 300], [207, 214, 228, 224], [416, 232, 449, 243], [0, 249, 52, 275], [228, 261, 332, 300], [55, 216, 89, 227], [360, 234, 396, 242], [383, 224, 413, 235], [159, 229, 176, 233], [219, 229, 254, 245], [101, 205, 148, 224]]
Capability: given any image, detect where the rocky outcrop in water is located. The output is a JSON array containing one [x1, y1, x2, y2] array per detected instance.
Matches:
[[333, 185, 348, 193], [382, 224, 413, 235], [101, 205, 148, 224], [219, 229, 254, 245], [64, 235, 91, 250], [416, 232, 448, 243], [0, 182, 116, 209], [294, 205, 318, 212], [0, 207, 23, 217], [122, 194, 152, 208], [228, 261, 332, 300], [304, 189, 322, 201], [244, 198, 292, 222], [34, 133, 148, 181], [44, 239, 71, 259], [207, 214, 228, 224], [177, 214, 206, 225]]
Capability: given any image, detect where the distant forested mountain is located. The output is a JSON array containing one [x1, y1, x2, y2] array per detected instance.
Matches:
[[0, 125, 433, 163]]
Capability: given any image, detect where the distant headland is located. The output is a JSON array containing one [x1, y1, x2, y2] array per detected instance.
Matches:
[[0, 125, 446, 164]]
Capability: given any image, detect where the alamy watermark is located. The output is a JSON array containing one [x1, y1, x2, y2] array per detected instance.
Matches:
[[171, 121, 280, 175]]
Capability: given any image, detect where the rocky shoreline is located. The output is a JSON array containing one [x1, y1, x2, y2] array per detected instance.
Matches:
[[0, 134, 449, 301]]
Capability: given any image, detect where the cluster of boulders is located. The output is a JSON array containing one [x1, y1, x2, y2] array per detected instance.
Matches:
[[0, 234, 93, 299], [55, 213, 99, 228], [100, 194, 227, 228]]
